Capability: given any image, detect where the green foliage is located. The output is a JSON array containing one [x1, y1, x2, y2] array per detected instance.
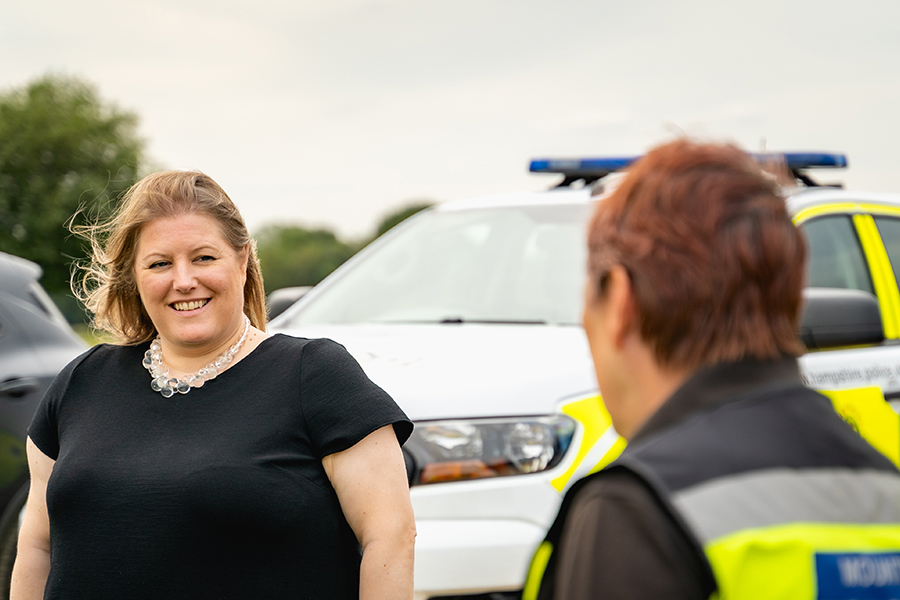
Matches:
[[256, 225, 358, 293], [0, 74, 144, 319], [374, 201, 432, 238]]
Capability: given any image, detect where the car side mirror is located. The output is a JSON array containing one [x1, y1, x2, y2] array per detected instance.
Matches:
[[800, 288, 884, 350]]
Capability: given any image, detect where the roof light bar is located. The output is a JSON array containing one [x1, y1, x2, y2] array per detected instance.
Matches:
[[530, 152, 848, 187], [529, 157, 640, 177], [529, 157, 639, 187], [769, 152, 848, 169]]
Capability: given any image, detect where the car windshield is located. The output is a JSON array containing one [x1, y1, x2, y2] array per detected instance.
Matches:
[[283, 203, 592, 326]]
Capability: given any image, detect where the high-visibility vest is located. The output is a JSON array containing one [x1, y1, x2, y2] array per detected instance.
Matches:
[[524, 383, 900, 600]]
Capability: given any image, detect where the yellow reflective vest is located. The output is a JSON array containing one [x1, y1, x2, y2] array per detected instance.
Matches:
[[525, 382, 900, 600]]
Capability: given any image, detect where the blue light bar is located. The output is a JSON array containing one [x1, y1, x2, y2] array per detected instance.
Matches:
[[767, 152, 848, 169], [530, 152, 848, 181], [529, 157, 639, 177]]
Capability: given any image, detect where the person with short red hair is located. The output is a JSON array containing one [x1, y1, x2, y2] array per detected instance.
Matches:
[[525, 140, 900, 600]]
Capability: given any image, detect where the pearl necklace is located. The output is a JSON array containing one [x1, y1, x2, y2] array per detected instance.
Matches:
[[143, 315, 251, 398]]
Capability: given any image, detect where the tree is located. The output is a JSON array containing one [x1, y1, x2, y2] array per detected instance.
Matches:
[[0, 74, 144, 321], [255, 225, 357, 294]]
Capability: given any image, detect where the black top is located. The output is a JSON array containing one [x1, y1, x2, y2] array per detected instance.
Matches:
[[550, 359, 835, 600], [28, 334, 412, 600]]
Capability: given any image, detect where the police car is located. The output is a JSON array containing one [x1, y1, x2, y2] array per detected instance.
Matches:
[[270, 152, 900, 599]]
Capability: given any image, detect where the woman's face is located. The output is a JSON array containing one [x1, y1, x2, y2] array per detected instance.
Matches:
[[134, 212, 248, 355]]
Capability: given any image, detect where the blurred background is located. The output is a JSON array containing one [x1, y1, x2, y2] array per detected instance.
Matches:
[[1, 0, 898, 330]]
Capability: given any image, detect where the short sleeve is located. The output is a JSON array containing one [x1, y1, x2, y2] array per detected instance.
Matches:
[[27, 346, 98, 460], [553, 470, 714, 600], [299, 338, 412, 457]]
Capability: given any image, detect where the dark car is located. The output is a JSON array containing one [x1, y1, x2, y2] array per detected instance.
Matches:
[[266, 286, 312, 321], [0, 252, 85, 594]]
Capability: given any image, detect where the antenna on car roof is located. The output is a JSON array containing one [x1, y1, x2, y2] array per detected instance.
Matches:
[[529, 152, 848, 189], [766, 152, 848, 188]]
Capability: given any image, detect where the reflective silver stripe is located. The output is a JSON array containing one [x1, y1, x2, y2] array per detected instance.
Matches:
[[672, 468, 900, 544]]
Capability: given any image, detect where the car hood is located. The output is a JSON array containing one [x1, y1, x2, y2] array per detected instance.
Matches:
[[271, 324, 598, 421]]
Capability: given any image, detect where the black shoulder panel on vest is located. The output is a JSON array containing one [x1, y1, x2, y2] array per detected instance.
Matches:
[[622, 384, 897, 495]]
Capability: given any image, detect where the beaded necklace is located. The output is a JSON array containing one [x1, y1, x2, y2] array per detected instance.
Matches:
[[143, 315, 251, 397]]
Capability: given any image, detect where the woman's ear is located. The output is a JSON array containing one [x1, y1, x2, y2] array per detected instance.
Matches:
[[605, 265, 638, 349], [240, 244, 249, 278]]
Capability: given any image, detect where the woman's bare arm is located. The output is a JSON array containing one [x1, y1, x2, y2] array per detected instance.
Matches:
[[11, 438, 54, 600], [323, 425, 416, 600]]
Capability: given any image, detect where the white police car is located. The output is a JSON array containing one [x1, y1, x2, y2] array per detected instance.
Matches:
[[270, 152, 900, 599]]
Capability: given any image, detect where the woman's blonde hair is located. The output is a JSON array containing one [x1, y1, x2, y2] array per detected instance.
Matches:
[[73, 170, 267, 344]]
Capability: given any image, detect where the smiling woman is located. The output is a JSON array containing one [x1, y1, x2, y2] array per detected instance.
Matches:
[[10, 171, 416, 600], [72, 171, 267, 344], [135, 214, 250, 360]]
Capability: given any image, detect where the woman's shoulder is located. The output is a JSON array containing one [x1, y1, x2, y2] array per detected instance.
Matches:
[[259, 333, 350, 360], [38, 343, 147, 416], [68, 342, 147, 372], [49, 343, 146, 392], [257, 335, 374, 389]]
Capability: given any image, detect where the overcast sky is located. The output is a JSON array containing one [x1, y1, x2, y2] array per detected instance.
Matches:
[[3, 0, 899, 239]]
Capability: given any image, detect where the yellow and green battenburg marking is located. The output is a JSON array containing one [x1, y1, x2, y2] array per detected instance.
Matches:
[[821, 387, 900, 468], [793, 202, 900, 341], [853, 214, 900, 339], [550, 395, 625, 492]]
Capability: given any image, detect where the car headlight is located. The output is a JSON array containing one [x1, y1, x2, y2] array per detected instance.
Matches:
[[404, 416, 576, 485]]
